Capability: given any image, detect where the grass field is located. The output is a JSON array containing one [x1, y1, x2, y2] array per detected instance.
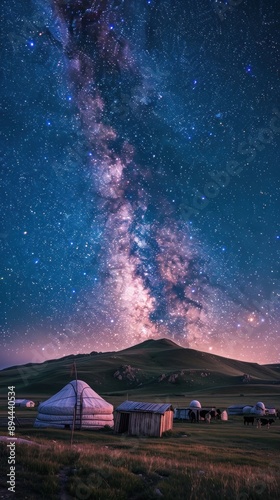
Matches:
[[1, 340, 280, 498], [0, 394, 280, 500]]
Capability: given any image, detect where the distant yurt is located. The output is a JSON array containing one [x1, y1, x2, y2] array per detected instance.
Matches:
[[114, 401, 174, 437], [188, 400, 202, 422], [250, 401, 266, 416], [266, 406, 276, 416], [256, 401, 265, 411], [242, 406, 253, 414], [190, 400, 201, 409], [227, 405, 245, 416], [15, 399, 35, 408], [34, 380, 114, 430]]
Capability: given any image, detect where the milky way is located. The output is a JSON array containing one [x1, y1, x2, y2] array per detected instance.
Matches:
[[1, 0, 280, 368]]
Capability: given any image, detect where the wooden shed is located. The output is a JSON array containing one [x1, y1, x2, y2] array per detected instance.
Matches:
[[114, 401, 174, 437]]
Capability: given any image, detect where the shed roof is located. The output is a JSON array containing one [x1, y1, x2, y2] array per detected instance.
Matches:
[[116, 401, 174, 414]]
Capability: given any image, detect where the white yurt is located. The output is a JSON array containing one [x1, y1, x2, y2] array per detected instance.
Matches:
[[188, 400, 202, 422], [189, 400, 201, 409], [250, 401, 266, 416], [266, 407, 276, 416], [34, 380, 114, 430], [242, 405, 253, 414], [227, 405, 248, 416], [227, 405, 244, 416]]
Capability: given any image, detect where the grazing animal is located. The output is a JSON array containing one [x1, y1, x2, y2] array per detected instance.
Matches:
[[244, 416, 254, 426], [199, 410, 209, 420], [209, 409, 217, 419], [205, 413, 211, 424], [189, 410, 196, 423], [200, 409, 217, 420], [257, 418, 275, 429]]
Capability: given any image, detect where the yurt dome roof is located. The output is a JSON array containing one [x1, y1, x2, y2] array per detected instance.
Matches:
[[189, 400, 201, 409], [242, 406, 253, 413], [34, 380, 114, 430]]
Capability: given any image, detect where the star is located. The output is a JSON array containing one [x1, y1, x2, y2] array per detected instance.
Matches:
[[0, 0, 279, 369]]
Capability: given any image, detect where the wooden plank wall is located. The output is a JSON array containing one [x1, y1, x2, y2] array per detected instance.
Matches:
[[114, 412, 121, 432], [115, 410, 173, 437], [129, 412, 161, 436], [160, 410, 173, 436]]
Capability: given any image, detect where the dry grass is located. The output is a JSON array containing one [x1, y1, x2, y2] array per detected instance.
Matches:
[[1, 421, 280, 499], [0, 389, 279, 499]]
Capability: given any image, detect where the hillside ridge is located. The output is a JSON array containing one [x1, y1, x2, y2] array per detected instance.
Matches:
[[1, 338, 280, 398]]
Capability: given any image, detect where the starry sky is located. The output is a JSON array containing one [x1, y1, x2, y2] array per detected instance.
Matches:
[[1, 0, 280, 369]]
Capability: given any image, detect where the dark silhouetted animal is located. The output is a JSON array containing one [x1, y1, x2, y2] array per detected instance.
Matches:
[[189, 410, 196, 423], [216, 409, 221, 420], [244, 416, 254, 425], [200, 409, 218, 420], [205, 413, 211, 423], [199, 410, 209, 419], [199, 410, 211, 423], [257, 418, 275, 429]]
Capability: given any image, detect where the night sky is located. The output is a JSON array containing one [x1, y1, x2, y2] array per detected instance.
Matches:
[[1, 0, 280, 369]]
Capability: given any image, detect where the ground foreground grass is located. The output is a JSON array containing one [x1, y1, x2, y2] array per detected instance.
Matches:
[[0, 419, 280, 500]]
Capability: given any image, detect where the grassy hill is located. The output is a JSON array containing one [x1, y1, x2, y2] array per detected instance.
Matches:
[[1, 339, 279, 499], [1, 339, 280, 400]]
